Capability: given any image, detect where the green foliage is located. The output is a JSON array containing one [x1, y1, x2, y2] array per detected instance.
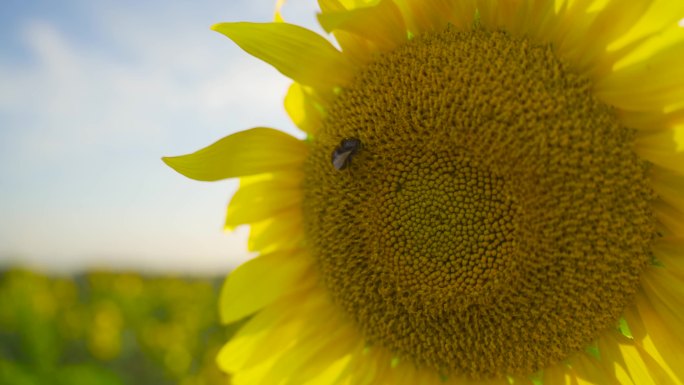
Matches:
[[0, 269, 241, 385]]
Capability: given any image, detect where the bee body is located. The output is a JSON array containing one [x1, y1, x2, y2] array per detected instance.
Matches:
[[331, 138, 362, 170]]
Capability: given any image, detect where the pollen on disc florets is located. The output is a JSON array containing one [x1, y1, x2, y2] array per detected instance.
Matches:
[[302, 26, 656, 379]]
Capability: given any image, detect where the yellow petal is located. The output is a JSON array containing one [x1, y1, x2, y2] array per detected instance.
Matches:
[[610, 0, 684, 48], [401, 0, 477, 34], [320, 0, 376, 11], [317, 0, 380, 66], [225, 172, 302, 229], [568, 0, 654, 74], [217, 324, 275, 375], [317, 0, 407, 52], [231, 359, 282, 385], [508, 376, 534, 385], [653, 200, 684, 237], [318, 0, 345, 13], [478, 0, 560, 51], [296, 344, 355, 385], [212, 22, 355, 89], [341, 345, 386, 385], [459, 378, 508, 385], [477, 0, 524, 29], [613, 342, 660, 385], [619, 108, 684, 132], [542, 362, 575, 385], [274, 0, 286, 22], [596, 41, 684, 111], [303, 355, 352, 385], [260, 318, 356, 385], [597, 330, 664, 385], [218, 296, 305, 374], [285, 83, 325, 135], [609, 1, 684, 70], [651, 167, 684, 217], [219, 249, 311, 324], [634, 128, 684, 174], [651, 237, 684, 278], [335, 29, 379, 66], [247, 207, 304, 253], [625, 295, 684, 384], [570, 352, 621, 385], [387, 361, 421, 385], [231, 288, 329, 373], [586, 0, 653, 44], [163, 127, 306, 181], [641, 264, 684, 332], [545, 0, 595, 70]]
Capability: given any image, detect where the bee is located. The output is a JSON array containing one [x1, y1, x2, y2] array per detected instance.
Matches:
[[331, 137, 362, 170]]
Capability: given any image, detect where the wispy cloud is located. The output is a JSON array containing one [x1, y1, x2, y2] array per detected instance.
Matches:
[[0, 0, 318, 273]]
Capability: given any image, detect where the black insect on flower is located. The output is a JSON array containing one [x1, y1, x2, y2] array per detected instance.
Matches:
[[331, 138, 362, 171]]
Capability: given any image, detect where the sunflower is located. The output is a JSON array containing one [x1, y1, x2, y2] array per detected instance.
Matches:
[[163, 0, 684, 383]]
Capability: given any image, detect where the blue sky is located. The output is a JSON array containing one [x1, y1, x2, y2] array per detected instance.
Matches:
[[0, 0, 321, 274]]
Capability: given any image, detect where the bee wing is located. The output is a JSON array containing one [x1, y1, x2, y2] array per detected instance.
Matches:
[[332, 150, 353, 170]]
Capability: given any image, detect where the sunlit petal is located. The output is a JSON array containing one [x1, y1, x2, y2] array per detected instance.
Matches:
[[163, 127, 306, 181]]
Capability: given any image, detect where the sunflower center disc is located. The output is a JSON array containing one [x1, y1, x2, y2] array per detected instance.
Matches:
[[302, 27, 656, 379]]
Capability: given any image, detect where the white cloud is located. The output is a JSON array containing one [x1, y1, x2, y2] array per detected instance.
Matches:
[[0, 0, 319, 273], [0, 15, 293, 159]]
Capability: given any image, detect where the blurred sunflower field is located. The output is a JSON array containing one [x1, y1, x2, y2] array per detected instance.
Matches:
[[0, 269, 241, 385]]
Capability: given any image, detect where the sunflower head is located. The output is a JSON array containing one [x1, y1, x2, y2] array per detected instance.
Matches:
[[164, 1, 684, 384]]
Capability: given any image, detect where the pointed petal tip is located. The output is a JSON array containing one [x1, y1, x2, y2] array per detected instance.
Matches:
[[161, 155, 180, 165], [210, 21, 235, 34], [162, 127, 307, 182], [210, 21, 354, 89], [162, 154, 199, 180]]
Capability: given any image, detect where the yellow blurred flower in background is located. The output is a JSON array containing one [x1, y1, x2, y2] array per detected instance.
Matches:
[[0, 270, 234, 385], [165, 0, 684, 383]]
